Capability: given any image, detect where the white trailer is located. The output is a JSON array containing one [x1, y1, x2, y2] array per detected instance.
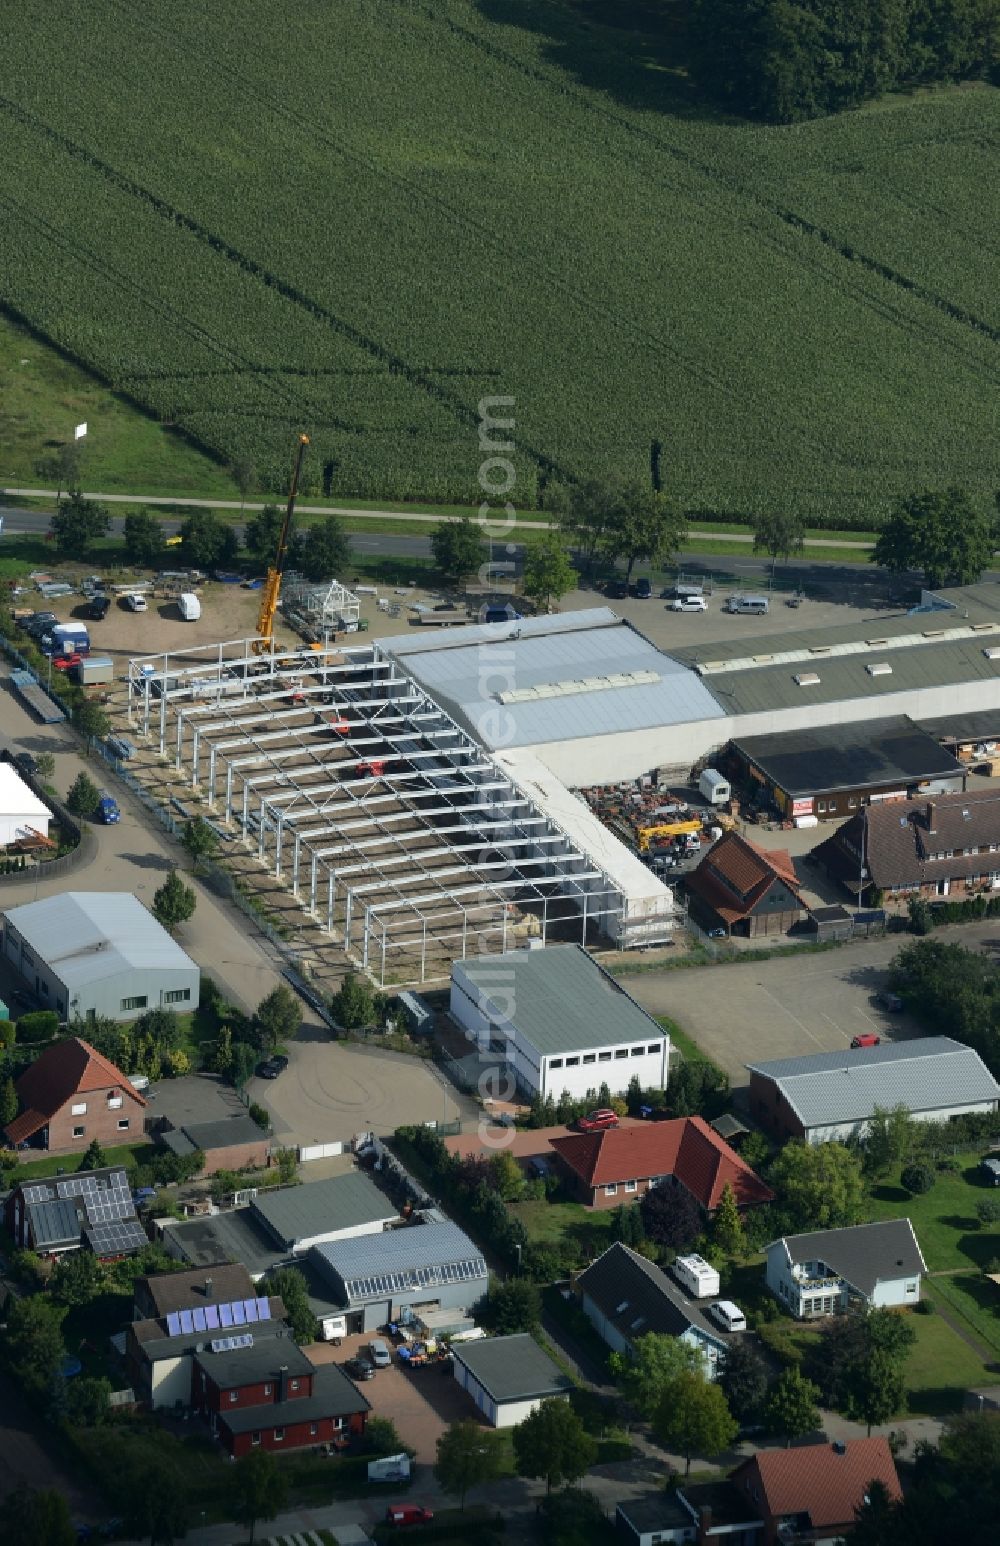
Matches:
[[672, 1253, 721, 1299], [698, 768, 731, 806]]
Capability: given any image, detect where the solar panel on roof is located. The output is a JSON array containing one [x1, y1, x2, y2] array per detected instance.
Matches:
[[231, 1300, 246, 1325], [220, 1303, 233, 1327], [257, 1298, 271, 1321], [192, 1307, 207, 1332], [166, 1311, 182, 1337], [179, 1309, 194, 1334], [243, 1297, 258, 1323], [205, 1305, 220, 1329]]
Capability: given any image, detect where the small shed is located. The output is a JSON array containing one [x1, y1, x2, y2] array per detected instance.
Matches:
[[450, 1333, 573, 1428], [805, 904, 854, 942]]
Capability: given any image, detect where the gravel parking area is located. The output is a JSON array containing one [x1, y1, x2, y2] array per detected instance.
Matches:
[[626, 935, 929, 1088]]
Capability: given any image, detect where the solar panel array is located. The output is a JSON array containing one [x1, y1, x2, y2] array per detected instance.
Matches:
[[343, 1256, 485, 1301], [86, 1219, 148, 1257], [210, 1332, 254, 1353], [164, 1297, 271, 1339]]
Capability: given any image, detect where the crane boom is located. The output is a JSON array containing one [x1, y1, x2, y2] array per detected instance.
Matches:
[[253, 433, 310, 655]]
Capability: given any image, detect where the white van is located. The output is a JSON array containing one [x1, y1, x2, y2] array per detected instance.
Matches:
[[709, 1300, 747, 1332], [726, 594, 769, 615], [178, 592, 201, 621], [124, 593, 148, 612]]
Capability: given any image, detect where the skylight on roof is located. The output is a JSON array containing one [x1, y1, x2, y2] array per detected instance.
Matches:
[[794, 672, 821, 687]]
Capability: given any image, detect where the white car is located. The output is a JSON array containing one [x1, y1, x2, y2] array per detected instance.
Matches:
[[124, 593, 148, 612], [368, 1338, 391, 1369], [669, 595, 707, 612], [708, 1300, 747, 1332]]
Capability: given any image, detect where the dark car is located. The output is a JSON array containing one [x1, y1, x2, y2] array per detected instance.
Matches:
[[255, 1059, 280, 1079], [634, 577, 652, 598], [269, 1053, 289, 1072], [24, 610, 57, 636], [87, 594, 111, 620], [345, 1356, 376, 1381], [12, 750, 38, 776], [605, 578, 628, 599]]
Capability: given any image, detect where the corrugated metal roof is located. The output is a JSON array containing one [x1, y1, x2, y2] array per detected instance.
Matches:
[[383, 607, 622, 656], [250, 1173, 395, 1249], [746, 1037, 1000, 1128], [3, 892, 198, 988], [384, 613, 725, 748], [311, 1220, 483, 1280], [453, 943, 667, 1058]]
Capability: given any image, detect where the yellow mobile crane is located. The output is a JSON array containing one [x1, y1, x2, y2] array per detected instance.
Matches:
[[253, 433, 310, 655]]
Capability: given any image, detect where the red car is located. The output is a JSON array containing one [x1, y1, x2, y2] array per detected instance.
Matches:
[[851, 1032, 881, 1049], [53, 652, 83, 671], [386, 1505, 434, 1527], [576, 1108, 619, 1133]]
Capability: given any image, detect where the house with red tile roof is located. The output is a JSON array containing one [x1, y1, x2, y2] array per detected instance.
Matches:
[[548, 1116, 773, 1212], [730, 1437, 901, 1544], [685, 831, 804, 937], [4, 1036, 147, 1153]]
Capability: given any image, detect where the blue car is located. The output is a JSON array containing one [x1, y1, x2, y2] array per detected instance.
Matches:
[[96, 793, 120, 824]]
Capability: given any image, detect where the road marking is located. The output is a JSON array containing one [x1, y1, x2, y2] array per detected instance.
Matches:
[[756, 983, 828, 1049]]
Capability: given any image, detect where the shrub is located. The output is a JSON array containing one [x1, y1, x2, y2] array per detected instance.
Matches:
[[248, 1101, 270, 1131], [975, 1198, 1000, 1226], [16, 1010, 60, 1043], [914, 1297, 935, 1314], [901, 1162, 936, 1195]]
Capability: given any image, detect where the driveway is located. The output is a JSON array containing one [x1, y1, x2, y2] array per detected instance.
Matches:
[[310, 1332, 483, 1464], [251, 1033, 478, 1148]]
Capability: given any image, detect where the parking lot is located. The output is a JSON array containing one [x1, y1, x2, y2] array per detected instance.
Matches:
[[251, 1034, 479, 1150], [310, 1331, 484, 1463], [627, 934, 931, 1088]]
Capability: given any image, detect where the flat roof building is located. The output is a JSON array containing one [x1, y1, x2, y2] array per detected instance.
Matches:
[[450, 1333, 573, 1427], [450, 943, 669, 1100], [729, 715, 965, 822], [250, 1173, 397, 1255], [160, 1114, 271, 1177], [2, 892, 199, 1023]]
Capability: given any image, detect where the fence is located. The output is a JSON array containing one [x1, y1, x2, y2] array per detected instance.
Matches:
[[298, 1141, 345, 1163]]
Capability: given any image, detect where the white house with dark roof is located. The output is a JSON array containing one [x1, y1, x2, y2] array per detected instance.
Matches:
[[576, 1242, 728, 1378], [765, 1219, 927, 1319], [747, 1036, 1000, 1145], [450, 943, 669, 1100]]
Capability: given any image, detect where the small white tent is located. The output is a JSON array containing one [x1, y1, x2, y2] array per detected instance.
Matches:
[[0, 764, 51, 846]]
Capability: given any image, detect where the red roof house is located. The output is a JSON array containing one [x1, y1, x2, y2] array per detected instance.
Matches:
[[548, 1116, 773, 1212], [4, 1036, 147, 1152], [686, 831, 804, 937], [730, 1438, 901, 1543]]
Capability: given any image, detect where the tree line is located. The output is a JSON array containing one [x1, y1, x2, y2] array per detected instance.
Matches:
[[688, 0, 1000, 122]]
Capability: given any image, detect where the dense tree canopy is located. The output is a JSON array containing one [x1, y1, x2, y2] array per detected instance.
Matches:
[[888, 937, 1000, 1077], [689, 0, 1000, 123], [871, 488, 995, 588]]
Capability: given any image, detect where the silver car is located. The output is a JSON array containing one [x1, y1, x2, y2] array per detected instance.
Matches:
[[369, 1338, 391, 1369]]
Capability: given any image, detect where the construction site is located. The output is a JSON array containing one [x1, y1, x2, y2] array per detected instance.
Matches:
[[123, 634, 674, 986]]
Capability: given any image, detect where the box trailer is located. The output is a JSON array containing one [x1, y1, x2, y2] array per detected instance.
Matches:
[[178, 592, 201, 621], [74, 655, 115, 686], [698, 768, 731, 806]]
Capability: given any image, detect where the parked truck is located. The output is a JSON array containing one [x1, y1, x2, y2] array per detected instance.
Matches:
[[74, 655, 114, 686], [9, 669, 66, 723], [51, 622, 90, 657]]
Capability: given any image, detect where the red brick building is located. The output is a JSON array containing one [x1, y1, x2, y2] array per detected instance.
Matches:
[[730, 1437, 901, 1544], [4, 1037, 146, 1153], [815, 788, 1000, 905], [193, 1336, 370, 1457], [548, 1117, 773, 1213], [685, 832, 804, 938]]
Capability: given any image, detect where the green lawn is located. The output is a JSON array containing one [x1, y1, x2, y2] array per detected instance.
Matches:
[[925, 1274, 1000, 1359], [507, 1195, 616, 1262], [864, 1156, 1000, 1270], [13, 1140, 154, 1180], [656, 1014, 712, 1068], [0, 311, 234, 497]]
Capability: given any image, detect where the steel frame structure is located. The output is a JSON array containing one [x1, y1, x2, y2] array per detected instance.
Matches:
[[280, 575, 360, 641], [127, 638, 630, 984]]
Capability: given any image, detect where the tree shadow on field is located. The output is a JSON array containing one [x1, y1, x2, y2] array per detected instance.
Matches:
[[473, 0, 727, 123]]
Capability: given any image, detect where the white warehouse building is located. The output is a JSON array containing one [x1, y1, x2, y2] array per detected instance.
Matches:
[[2, 892, 200, 1023], [450, 942, 669, 1100], [0, 762, 52, 847]]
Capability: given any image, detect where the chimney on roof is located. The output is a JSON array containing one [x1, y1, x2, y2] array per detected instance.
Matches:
[[204, 1277, 213, 1298], [926, 800, 937, 834], [278, 1364, 288, 1403], [696, 1504, 714, 1544]]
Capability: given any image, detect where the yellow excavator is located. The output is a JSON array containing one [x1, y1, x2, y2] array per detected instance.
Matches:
[[252, 433, 310, 655], [637, 818, 702, 852]]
